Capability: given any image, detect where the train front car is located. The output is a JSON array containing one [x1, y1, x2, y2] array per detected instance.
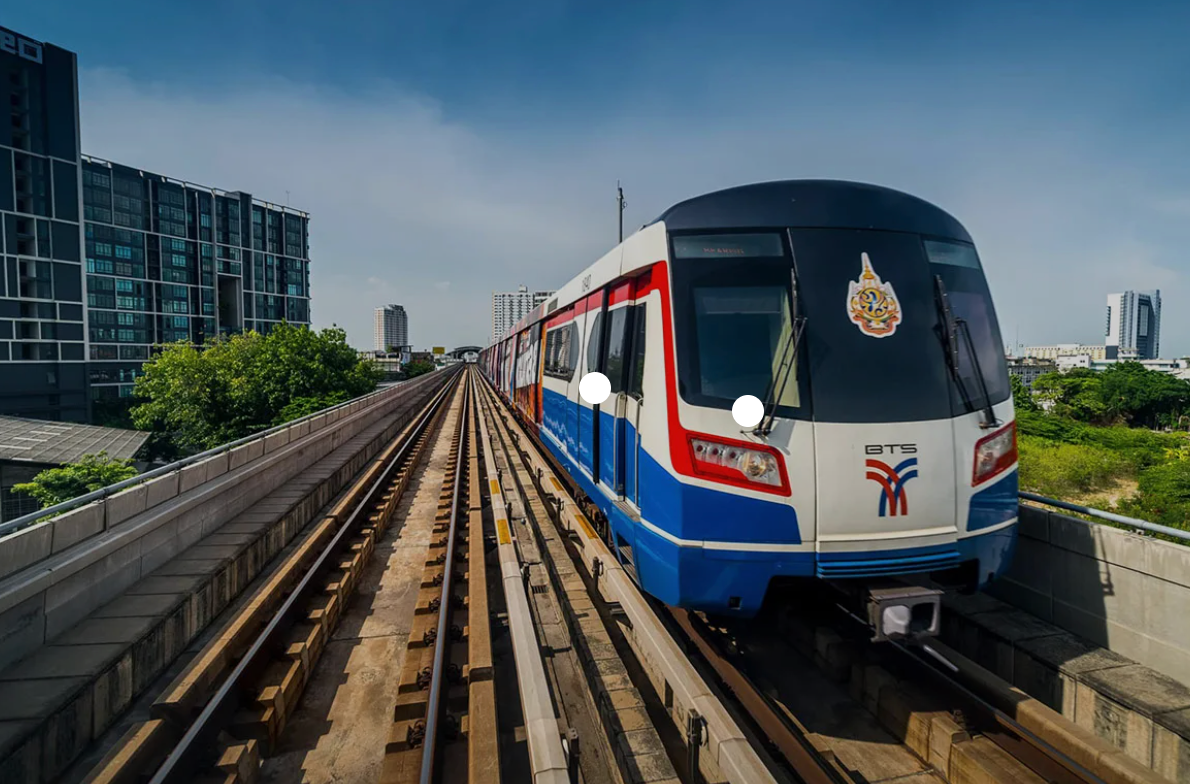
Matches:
[[639, 180, 1018, 636]]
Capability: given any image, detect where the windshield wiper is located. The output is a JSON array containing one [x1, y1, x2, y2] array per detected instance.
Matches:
[[933, 274, 998, 429], [755, 267, 805, 436]]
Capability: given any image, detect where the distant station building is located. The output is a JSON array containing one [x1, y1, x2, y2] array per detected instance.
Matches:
[[0, 415, 149, 522], [1020, 344, 1108, 362], [0, 25, 313, 421]]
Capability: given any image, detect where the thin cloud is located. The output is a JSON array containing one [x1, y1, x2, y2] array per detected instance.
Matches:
[[77, 67, 1189, 355]]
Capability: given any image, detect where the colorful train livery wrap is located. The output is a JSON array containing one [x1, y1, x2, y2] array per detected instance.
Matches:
[[481, 180, 1018, 618]]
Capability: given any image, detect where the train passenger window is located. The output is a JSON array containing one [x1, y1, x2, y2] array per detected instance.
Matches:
[[603, 307, 630, 395], [627, 304, 646, 400], [544, 329, 559, 375], [564, 323, 579, 379], [586, 312, 603, 374], [544, 323, 577, 382]]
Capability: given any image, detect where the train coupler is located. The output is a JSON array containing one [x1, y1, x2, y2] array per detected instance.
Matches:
[[864, 581, 942, 642]]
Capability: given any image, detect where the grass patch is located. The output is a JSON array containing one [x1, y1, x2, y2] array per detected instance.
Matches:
[[1017, 410, 1190, 534], [1017, 435, 1134, 498]]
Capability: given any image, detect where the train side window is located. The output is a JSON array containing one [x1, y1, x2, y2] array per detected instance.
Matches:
[[586, 312, 603, 373], [565, 322, 580, 380], [544, 329, 558, 376], [544, 325, 573, 380], [627, 304, 647, 400], [603, 307, 629, 394]]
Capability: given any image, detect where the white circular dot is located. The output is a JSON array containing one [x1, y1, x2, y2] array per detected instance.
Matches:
[[579, 372, 611, 405], [732, 394, 764, 428]]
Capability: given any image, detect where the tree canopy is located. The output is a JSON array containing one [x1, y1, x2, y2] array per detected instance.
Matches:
[[1008, 373, 1039, 413], [403, 360, 436, 379], [1029, 362, 1190, 429], [131, 324, 382, 453], [13, 452, 139, 508]]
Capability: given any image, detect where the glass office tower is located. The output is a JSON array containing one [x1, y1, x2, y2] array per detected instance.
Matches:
[[1, 27, 313, 419], [0, 26, 88, 421], [82, 156, 312, 403]]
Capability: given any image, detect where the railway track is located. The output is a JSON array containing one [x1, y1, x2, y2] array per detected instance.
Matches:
[[81, 373, 463, 783], [379, 367, 495, 782], [71, 366, 1167, 784], [477, 370, 1169, 784]]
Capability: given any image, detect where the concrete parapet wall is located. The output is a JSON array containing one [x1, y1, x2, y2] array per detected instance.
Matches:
[[994, 504, 1190, 687], [0, 372, 452, 673]]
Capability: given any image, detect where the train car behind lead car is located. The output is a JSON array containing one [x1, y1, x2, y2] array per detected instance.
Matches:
[[480, 179, 1017, 640]]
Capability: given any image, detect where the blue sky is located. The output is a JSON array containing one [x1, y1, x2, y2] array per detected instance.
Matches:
[[8, 2, 1190, 352]]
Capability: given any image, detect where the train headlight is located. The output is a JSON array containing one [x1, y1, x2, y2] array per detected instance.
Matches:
[[740, 450, 778, 482], [689, 437, 784, 489]]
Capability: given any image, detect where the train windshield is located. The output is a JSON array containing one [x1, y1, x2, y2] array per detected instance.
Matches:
[[670, 233, 807, 418], [924, 239, 1011, 416], [671, 229, 1009, 424]]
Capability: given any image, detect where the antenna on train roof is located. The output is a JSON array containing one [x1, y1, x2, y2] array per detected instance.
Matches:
[[617, 182, 627, 243]]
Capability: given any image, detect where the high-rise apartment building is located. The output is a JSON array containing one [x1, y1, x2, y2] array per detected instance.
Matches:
[[491, 285, 553, 343], [374, 304, 408, 352], [1, 27, 89, 421], [1106, 290, 1161, 360], [0, 26, 312, 418], [82, 156, 311, 403]]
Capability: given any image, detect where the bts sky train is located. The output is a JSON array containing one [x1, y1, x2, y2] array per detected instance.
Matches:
[[480, 180, 1018, 633]]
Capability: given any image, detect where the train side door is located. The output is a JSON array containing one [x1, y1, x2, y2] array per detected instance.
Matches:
[[576, 290, 605, 479], [600, 281, 633, 498], [619, 301, 647, 508]]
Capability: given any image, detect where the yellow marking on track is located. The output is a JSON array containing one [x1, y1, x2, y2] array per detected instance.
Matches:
[[496, 517, 512, 545], [489, 479, 501, 497], [573, 512, 598, 541], [550, 477, 564, 492]]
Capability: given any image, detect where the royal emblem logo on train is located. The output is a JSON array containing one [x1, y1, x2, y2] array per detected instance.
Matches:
[[865, 457, 919, 517], [846, 252, 901, 337]]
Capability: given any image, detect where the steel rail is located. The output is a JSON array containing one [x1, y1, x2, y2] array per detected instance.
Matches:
[[146, 373, 460, 784], [670, 609, 860, 784], [0, 368, 451, 538], [419, 377, 469, 784], [474, 374, 572, 784], [887, 638, 1106, 784]]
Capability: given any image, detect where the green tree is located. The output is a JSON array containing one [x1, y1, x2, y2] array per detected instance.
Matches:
[[13, 452, 139, 508], [1008, 374, 1039, 413], [1031, 369, 1110, 423], [132, 323, 382, 453], [1096, 361, 1190, 429], [402, 360, 436, 379], [274, 391, 352, 425]]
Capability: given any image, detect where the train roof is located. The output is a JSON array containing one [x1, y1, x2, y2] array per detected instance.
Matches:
[[651, 179, 973, 243]]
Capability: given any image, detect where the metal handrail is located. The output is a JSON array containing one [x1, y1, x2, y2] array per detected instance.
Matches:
[[1019, 491, 1190, 543], [0, 371, 441, 539]]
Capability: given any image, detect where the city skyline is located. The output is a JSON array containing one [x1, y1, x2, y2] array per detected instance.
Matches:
[[5, 4, 1188, 354]]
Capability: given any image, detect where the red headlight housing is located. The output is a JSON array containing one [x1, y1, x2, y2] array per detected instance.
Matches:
[[686, 432, 791, 496], [972, 420, 1017, 486]]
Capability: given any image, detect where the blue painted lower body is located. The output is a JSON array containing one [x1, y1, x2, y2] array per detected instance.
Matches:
[[537, 387, 1019, 617]]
